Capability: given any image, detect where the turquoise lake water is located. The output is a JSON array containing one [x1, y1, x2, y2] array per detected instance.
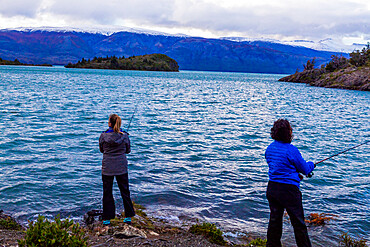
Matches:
[[0, 66, 369, 245]]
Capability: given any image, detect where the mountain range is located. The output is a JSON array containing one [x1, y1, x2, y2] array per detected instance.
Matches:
[[0, 28, 353, 74]]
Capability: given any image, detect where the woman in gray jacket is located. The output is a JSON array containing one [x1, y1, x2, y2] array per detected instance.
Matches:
[[99, 114, 135, 225]]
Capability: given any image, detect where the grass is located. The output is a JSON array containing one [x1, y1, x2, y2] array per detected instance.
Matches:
[[247, 238, 267, 246], [133, 201, 147, 217], [120, 202, 155, 230]]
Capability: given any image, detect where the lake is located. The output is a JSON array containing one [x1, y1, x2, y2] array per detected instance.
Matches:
[[0, 66, 369, 245]]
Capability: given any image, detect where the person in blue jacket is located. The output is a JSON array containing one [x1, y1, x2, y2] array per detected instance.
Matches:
[[99, 114, 135, 225], [265, 119, 315, 247]]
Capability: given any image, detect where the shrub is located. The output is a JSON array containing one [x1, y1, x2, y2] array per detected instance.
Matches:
[[0, 216, 22, 230], [18, 215, 88, 247], [305, 213, 337, 226], [339, 232, 367, 247], [248, 237, 267, 246], [189, 222, 227, 245]]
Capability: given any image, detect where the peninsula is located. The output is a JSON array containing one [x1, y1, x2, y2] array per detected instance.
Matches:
[[279, 44, 370, 91], [0, 57, 52, 67], [65, 54, 179, 72]]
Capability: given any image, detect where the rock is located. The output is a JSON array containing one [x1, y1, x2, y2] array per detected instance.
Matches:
[[84, 209, 103, 225], [95, 226, 110, 236], [113, 224, 147, 239], [148, 230, 160, 236]]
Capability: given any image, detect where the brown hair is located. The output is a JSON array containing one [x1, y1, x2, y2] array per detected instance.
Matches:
[[270, 119, 293, 143], [109, 114, 123, 134]]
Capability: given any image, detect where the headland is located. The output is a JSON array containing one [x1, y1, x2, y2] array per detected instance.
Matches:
[[65, 54, 179, 72]]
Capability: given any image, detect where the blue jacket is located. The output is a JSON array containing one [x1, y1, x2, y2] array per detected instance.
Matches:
[[265, 140, 314, 188]]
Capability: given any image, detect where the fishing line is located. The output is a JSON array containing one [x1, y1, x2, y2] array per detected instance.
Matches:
[[306, 140, 369, 178], [126, 104, 139, 133]]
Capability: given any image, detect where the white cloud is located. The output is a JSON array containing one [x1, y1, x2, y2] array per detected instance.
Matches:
[[0, 0, 43, 17], [0, 0, 369, 42]]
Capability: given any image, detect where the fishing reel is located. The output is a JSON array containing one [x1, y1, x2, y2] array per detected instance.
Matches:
[[306, 172, 314, 178]]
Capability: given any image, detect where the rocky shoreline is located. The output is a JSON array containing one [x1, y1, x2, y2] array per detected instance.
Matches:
[[279, 44, 370, 91], [0, 206, 264, 247], [1, 207, 369, 246], [279, 66, 370, 91]]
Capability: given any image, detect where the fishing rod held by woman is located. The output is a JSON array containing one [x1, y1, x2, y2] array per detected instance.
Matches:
[[265, 119, 315, 247], [99, 114, 135, 226]]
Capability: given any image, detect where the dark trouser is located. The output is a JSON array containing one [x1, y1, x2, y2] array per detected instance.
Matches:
[[266, 181, 311, 247], [102, 173, 135, 220]]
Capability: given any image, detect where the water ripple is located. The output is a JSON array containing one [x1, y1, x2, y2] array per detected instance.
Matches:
[[0, 66, 369, 244]]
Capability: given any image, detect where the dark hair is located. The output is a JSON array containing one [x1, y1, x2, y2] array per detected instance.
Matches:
[[109, 114, 123, 134], [270, 119, 293, 143]]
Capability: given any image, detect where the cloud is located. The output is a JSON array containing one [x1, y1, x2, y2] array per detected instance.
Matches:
[[0, 0, 369, 41], [0, 0, 43, 17], [46, 0, 176, 25]]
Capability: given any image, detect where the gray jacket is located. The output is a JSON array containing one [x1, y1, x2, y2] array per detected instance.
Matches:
[[99, 131, 131, 176]]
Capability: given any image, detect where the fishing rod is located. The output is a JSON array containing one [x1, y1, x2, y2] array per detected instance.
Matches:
[[306, 140, 369, 178], [126, 104, 139, 133], [125, 96, 160, 133]]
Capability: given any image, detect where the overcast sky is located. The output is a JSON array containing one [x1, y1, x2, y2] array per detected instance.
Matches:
[[0, 0, 369, 44]]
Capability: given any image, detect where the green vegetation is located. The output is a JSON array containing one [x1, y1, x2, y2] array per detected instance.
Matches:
[[279, 43, 370, 91], [18, 215, 88, 247], [247, 238, 267, 246], [189, 222, 227, 245], [0, 57, 23, 65], [0, 216, 22, 230], [305, 43, 370, 72], [339, 232, 367, 247], [65, 54, 179, 72], [133, 201, 147, 218], [0, 57, 51, 66]]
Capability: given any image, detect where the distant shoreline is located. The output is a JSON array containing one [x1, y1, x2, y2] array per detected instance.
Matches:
[[65, 54, 179, 72], [0, 64, 53, 67], [0, 58, 52, 67]]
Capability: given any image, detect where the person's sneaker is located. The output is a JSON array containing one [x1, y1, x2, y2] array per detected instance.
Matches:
[[103, 220, 111, 225], [123, 217, 132, 224]]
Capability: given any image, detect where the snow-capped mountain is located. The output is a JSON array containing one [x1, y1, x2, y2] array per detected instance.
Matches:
[[0, 27, 344, 74], [4, 26, 189, 38], [221, 37, 367, 53], [6, 26, 365, 53]]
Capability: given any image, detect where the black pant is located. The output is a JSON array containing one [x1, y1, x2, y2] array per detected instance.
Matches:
[[102, 173, 135, 220], [266, 181, 311, 247]]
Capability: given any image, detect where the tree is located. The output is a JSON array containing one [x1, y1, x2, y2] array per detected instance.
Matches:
[[110, 57, 119, 69], [325, 55, 348, 72], [303, 58, 315, 71], [14, 59, 21, 65], [349, 43, 370, 67]]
